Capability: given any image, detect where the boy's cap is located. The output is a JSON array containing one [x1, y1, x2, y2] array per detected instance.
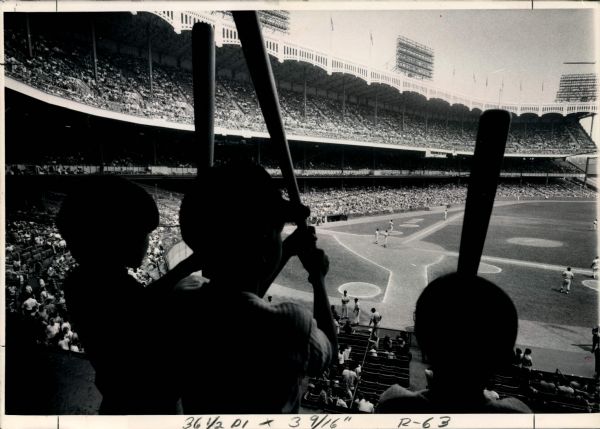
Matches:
[[180, 163, 309, 244], [56, 176, 159, 242]]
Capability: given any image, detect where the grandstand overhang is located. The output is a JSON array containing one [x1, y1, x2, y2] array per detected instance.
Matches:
[[6, 78, 590, 160], [143, 11, 598, 117]]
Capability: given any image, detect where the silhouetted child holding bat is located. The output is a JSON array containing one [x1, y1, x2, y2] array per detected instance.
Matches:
[[175, 162, 337, 414], [377, 273, 531, 413], [57, 176, 199, 414]]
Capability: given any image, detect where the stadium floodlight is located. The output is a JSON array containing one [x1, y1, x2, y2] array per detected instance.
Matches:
[[457, 110, 511, 277]]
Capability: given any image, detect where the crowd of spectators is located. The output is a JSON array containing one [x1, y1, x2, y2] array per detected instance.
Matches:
[[303, 323, 412, 412], [5, 27, 597, 155], [5, 218, 80, 352], [5, 188, 184, 352], [487, 347, 600, 412], [300, 180, 595, 219], [4, 178, 596, 358]]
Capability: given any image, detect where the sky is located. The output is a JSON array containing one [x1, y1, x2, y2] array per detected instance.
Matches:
[[287, 8, 597, 105]]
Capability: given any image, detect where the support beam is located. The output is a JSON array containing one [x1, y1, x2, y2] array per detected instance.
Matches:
[[374, 92, 378, 125], [90, 19, 98, 84], [342, 75, 346, 121], [25, 14, 33, 58], [303, 66, 307, 119], [148, 26, 154, 96], [192, 23, 215, 169]]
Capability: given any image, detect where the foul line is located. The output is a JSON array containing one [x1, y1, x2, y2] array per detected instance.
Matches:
[[581, 281, 600, 292], [331, 234, 393, 301], [423, 254, 446, 287], [410, 246, 593, 275], [403, 213, 463, 244]]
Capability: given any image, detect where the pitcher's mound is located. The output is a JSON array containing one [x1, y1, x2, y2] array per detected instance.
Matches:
[[338, 282, 382, 299]]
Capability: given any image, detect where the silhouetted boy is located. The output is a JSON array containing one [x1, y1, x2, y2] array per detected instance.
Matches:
[[377, 273, 531, 413], [57, 176, 198, 414], [176, 163, 337, 414]]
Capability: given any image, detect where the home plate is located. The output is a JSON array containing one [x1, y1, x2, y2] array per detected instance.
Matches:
[[581, 280, 599, 292], [338, 282, 382, 299]]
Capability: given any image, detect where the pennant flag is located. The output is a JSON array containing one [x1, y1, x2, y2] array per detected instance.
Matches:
[[473, 72, 476, 83], [542, 81, 544, 92], [330, 16, 334, 31], [370, 31, 374, 46], [485, 76, 488, 87]]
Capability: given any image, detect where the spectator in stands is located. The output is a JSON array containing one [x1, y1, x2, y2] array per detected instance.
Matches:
[[176, 162, 336, 414], [45, 317, 60, 344], [395, 334, 410, 357], [382, 335, 393, 352], [592, 327, 599, 379], [556, 381, 575, 397], [369, 308, 382, 335], [483, 384, 500, 401], [333, 317, 341, 335], [331, 305, 340, 322], [317, 381, 329, 404], [337, 346, 346, 366], [21, 296, 39, 315], [536, 377, 557, 394], [368, 346, 378, 358], [355, 393, 375, 413], [513, 348, 523, 366], [353, 297, 361, 325], [377, 273, 531, 413], [69, 333, 83, 353], [342, 344, 352, 362], [368, 330, 379, 349], [57, 333, 70, 351], [342, 364, 358, 392], [340, 290, 350, 319], [342, 319, 353, 335], [56, 176, 199, 414], [522, 348, 533, 368]]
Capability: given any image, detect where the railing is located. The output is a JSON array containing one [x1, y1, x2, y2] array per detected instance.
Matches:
[[150, 11, 598, 116], [7, 164, 587, 179]]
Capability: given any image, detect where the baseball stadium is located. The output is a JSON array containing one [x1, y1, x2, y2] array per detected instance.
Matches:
[[3, 8, 599, 417]]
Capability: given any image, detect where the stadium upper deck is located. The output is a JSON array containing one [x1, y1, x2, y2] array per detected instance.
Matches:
[[3, 12, 598, 157]]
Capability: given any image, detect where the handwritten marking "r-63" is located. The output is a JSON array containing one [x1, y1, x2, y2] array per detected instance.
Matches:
[[398, 416, 451, 428]]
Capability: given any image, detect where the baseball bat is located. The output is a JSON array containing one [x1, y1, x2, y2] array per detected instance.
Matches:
[[231, 11, 304, 220], [457, 109, 511, 277], [231, 15, 337, 355]]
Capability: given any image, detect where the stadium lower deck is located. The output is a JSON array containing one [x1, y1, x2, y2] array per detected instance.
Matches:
[[270, 200, 598, 378]]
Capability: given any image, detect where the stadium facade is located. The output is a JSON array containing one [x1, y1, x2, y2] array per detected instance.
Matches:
[[3, 11, 598, 166]]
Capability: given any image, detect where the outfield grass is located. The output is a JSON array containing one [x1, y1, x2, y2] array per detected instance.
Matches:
[[274, 200, 598, 336], [428, 254, 598, 328], [424, 201, 597, 268]]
